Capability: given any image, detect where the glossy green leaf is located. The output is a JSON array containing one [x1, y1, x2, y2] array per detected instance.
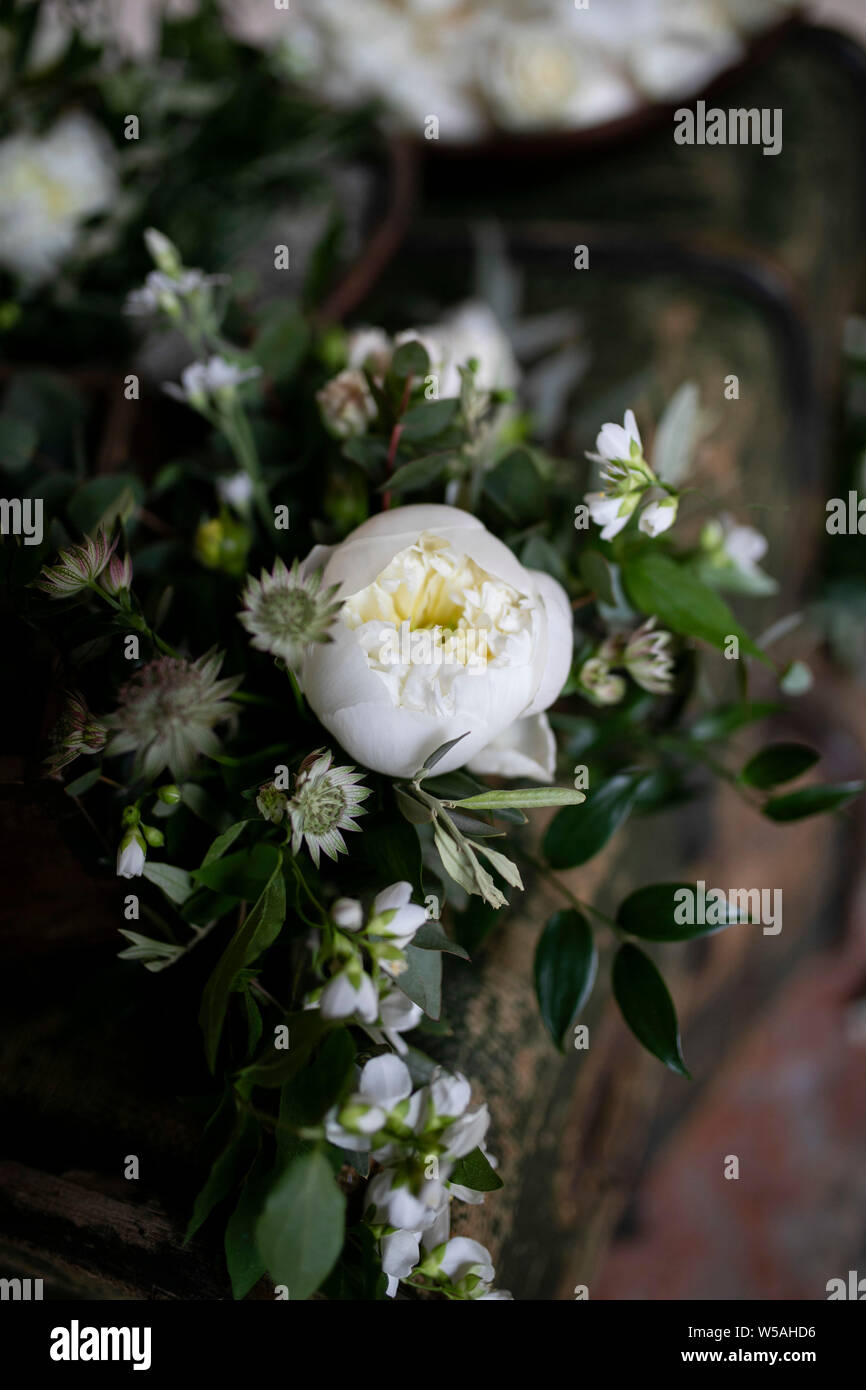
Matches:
[[762, 781, 863, 822], [543, 772, 643, 869], [616, 882, 747, 941], [623, 550, 765, 661], [449, 1146, 504, 1193], [534, 909, 597, 1050], [199, 852, 285, 1071], [689, 701, 782, 741], [612, 943, 690, 1078], [740, 743, 819, 789]]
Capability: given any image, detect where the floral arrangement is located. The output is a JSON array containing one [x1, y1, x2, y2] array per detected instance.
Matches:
[[13, 220, 861, 1301]]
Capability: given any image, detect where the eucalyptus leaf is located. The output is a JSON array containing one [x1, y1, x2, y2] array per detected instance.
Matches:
[[452, 787, 585, 811], [397, 942, 443, 1019]]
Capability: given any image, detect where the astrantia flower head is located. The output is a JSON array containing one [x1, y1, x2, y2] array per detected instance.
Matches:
[[288, 748, 371, 867], [624, 618, 675, 695], [105, 650, 240, 780], [239, 558, 342, 669], [578, 655, 626, 706], [35, 528, 117, 598], [45, 690, 107, 774], [100, 550, 133, 598]]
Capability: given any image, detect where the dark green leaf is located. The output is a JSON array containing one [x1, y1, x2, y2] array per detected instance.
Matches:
[[199, 852, 285, 1071], [225, 1149, 271, 1300], [278, 1029, 357, 1126], [762, 781, 864, 822], [421, 732, 470, 773], [543, 772, 644, 869], [185, 1111, 260, 1244], [200, 820, 250, 868], [399, 398, 460, 443], [64, 766, 102, 797], [449, 1146, 503, 1193], [534, 909, 597, 1049], [616, 882, 746, 942], [240, 1009, 331, 1089], [0, 415, 38, 471], [255, 1150, 346, 1301], [740, 743, 820, 789], [380, 451, 451, 495], [193, 842, 280, 900], [612, 943, 690, 1078], [579, 548, 618, 605], [482, 448, 545, 524]]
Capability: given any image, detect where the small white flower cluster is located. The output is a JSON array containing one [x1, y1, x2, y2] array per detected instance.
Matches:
[[326, 1053, 511, 1299], [316, 302, 518, 438], [584, 408, 679, 541], [306, 882, 426, 1051]]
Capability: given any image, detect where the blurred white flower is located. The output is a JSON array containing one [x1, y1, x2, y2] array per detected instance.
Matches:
[[164, 356, 261, 409], [320, 969, 380, 1024], [316, 368, 377, 438], [638, 495, 678, 536], [0, 113, 118, 285], [116, 833, 146, 879], [585, 489, 642, 541]]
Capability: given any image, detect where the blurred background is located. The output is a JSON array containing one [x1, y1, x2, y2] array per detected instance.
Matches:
[[1, 0, 865, 1300]]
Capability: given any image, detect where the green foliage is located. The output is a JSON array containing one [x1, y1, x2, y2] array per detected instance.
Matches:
[[534, 909, 597, 1050], [612, 943, 690, 1078]]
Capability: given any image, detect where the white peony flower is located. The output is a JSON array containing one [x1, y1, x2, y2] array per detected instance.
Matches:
[[298, 504, 572, 779], [0, 113, 118, 285]]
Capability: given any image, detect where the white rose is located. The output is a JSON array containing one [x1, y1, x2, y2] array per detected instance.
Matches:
[[478, 20, 634, 132], [298, 504, 572, 780], [0, 113, 118, 285]]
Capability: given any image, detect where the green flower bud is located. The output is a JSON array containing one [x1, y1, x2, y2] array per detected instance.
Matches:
[[156, 783, 182, 805], [140, 824, 165, 847]]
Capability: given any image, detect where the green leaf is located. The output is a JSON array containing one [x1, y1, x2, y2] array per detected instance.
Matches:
[[452, 787, 586, 811], [253, 303, 310, 383], [424, 771, 526, 824], [200, 820, 250, 867], [762, 781, 864, 822], [199, 852, 285, 1072], [0, 415, 38, 471], [612, 943, 690, 1078], [690, 701, 782, 741], [185, 1110, 260, 1244], [225, 1149, 271, 1300], [380, 451, 452, 496], [397, 943, 442, 1019], [468, 839, 523, 889], [394, 786, 434, 824], [399, 398, 460, 443], [141, 861, 194, 905], [193, 842, 280, 900], [623, 550, 765, 661], [240, 1009, 331, 1089], [64, 766, 102, 797], [482, 448, 545, 525], [67, 474, 142, 536], [579, 548, 618, 606], [449, 1146, 504, 1193], [740, 743, 820, 790], [255, 1150, 346, 1301], [278, 1029, 357, 1126], [359, 817, 423, 895], [390, 339, 430, 379], [543, 772, 644, 869], [413, 921, 470, 960], [534, 909, 597, 1050], [616, 882, 747, 942], [420, 732, 470, 774]]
